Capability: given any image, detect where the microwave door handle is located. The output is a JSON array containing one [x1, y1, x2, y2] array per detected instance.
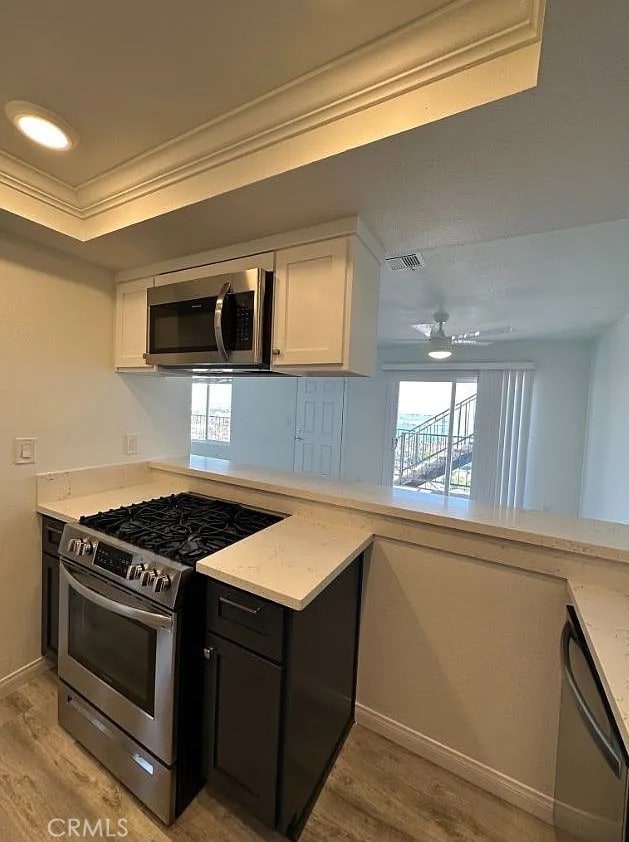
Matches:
[[214, 281, 231, 362], [561, 621, 623, 777], [60, 563, 173, 632]]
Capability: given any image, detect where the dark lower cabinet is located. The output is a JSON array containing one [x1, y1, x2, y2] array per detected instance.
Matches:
[[41, 553, 59, 661], [203, 634, 282, 825], [203, 557, 362, 839], [41, 517, 64, 666]]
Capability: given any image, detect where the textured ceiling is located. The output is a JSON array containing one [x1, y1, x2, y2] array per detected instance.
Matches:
[[1, 0, 625, 266], [378, 219, 629, 343], [0, 0, 437, 184], [0, 0, 627, 343]]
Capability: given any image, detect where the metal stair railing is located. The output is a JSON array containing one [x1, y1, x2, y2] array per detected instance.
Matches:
[[394, 393, 476, 489]]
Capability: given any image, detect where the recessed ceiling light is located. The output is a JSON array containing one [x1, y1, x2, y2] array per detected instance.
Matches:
[[5, 101, 77, 151]]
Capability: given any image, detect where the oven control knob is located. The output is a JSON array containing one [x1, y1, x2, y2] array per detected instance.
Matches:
[[67, 538, 80, 554], [77, 539, 94, 557], [153, 574, 171, 593], [140, 568, 156, 587], [127, 563, 146, 580]]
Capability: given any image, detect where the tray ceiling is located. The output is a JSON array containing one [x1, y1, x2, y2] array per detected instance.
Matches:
[[1, 0, 624, 347], [0, 0, 438, 185], [0, 0, 545, 240]]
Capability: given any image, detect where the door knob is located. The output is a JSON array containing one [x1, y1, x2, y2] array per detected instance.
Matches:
[[203, 647, 215, 661]]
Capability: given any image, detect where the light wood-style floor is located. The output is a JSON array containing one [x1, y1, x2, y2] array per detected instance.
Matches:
[[0, 671, 556, 841]]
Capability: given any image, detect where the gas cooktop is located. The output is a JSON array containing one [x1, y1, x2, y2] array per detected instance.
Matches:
[[79, 493, 282, 566]]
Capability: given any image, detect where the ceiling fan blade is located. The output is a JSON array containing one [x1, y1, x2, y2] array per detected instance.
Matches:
[[411, 323, 434, 338], [475, 326, 513, 338], [452, 339, 494, 346], [452, 326, 513, 341]]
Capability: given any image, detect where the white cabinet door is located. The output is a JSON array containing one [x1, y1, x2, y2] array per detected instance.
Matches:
[[115, 277, 154, 370], [273, 238, 349, 368], [293, 378, 346, 477]]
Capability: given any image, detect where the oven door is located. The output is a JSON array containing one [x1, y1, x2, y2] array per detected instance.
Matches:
[[58, 561, 178, 765], [145, 269, 267, 367]]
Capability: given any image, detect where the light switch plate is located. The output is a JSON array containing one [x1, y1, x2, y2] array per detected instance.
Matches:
[[124, 433, 139, 456], [13, 437, 36, 465]]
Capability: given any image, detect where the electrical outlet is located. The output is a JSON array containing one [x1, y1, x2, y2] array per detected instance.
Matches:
[[13, 437, 36, 465], [124, 433, 139, 456]]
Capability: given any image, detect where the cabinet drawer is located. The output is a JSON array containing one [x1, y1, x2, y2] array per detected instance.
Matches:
[[42, 517, 65, 557], [207, 581, 284, 662]]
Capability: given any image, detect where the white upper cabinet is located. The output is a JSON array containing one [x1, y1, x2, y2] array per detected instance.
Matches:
[[114, 277, 155, 370], [271, 236, 380, 376], [113, 221, 382, 377], [153, 252, 274, 286]]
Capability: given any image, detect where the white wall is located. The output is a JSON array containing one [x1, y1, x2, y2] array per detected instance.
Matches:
[[191, 377, 298, 471], [342, 374, 390, 485], [521, 341, 591, 515], [581, 313, 629, 523], [358, 539, 566, 800], [188, 340, 592, 517], [0, 234, 190, 682], [342, 340, 593, 516]]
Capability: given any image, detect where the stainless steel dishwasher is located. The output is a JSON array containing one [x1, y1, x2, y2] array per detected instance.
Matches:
[[555, 605, 629, 842]]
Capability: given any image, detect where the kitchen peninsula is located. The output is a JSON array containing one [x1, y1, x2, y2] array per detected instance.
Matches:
[[36, 455, 629, 828]]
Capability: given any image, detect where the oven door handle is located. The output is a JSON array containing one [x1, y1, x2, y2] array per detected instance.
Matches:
[[214, 280, 231, 362], [60, 563, 174, 632]]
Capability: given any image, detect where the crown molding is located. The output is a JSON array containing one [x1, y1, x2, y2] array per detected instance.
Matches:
[[0, 150, 82, 238], [0, 0, 545, 243]]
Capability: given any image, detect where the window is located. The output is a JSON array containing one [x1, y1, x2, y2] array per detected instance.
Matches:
[[191, 380, 232, 443], [388, 366, 533, 507], [393, 378, 477, 498]]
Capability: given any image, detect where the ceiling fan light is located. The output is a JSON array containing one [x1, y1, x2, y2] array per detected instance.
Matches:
[[427, 329, 452, 360]]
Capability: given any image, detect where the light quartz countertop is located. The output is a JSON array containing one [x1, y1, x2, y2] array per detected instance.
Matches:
[[568, 581, 629, 754], [35, 457, 629, 735], [196, 516, 372, 609], [36, 475, 372, 611], [36, 480, 189, 523], [150, 455, 629, 565]]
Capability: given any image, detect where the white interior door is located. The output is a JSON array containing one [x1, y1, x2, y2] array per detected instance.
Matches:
[[293, 379, 346, 477]]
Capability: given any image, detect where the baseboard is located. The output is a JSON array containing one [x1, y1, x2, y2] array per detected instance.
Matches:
[[355, 703, 554, 825], [0, 657, 50, 700]]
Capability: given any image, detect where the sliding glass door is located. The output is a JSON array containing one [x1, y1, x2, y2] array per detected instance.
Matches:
[[392, 378, 477, 498]]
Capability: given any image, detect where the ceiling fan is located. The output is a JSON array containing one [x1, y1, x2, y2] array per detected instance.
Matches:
[[411, 311, 513, 360]]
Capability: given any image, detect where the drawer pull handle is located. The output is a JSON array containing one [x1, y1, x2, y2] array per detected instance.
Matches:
[[219, 596, 261, 616]]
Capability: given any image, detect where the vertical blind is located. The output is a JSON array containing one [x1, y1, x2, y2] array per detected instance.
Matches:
[[471, 368, 533, 508]]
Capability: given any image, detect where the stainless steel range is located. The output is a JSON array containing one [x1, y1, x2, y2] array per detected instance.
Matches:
[[57, 493, 282, 824]]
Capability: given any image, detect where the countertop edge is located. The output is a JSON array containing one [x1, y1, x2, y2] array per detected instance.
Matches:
[[196, 533, 372, 610], [148, 459, 629, 565], [37, 504, 76, 523], [37, 487, 373, 613], [567, 580, 629, 757]]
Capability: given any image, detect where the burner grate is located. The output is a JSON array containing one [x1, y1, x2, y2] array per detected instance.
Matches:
[[80, 494, 281, 565]]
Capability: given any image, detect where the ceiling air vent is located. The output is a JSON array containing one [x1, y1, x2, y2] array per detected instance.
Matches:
[[385, 252, 426, 271]]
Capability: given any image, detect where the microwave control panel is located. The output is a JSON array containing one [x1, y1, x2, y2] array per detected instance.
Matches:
[[232, 293, 255, 350]]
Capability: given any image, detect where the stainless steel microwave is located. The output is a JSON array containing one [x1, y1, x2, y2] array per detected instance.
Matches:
[[145, 268, 273, 374]]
